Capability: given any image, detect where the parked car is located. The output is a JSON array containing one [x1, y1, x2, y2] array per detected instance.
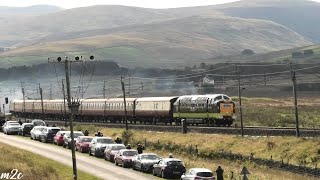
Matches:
[[181, 168, 215, 180], [89, 137, 114, 157], [133, 153, 161, 172], [53, 131, 68, 146], [31, 119, 46, 126], [104, 144, 126, 162], [63, 131, 84, 149], [114, 149, 138, 168], [2, 121, 18, 132], [18, 123, 34, 136], [39, 127, 61, 143], [30, 126, 46, 140], [152, 158, 186, 178], [75, 136, 94, 153], [3, 122, 20, 135]]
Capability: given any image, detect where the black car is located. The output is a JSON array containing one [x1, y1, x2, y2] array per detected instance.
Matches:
[[39, 127, 61, 143], [18, 123, 34, 136], [133, 153, 161, 172], [153, 158, 186, 178]]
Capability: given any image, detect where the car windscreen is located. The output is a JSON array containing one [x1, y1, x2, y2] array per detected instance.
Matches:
[[123, 151, 138, 156], [167, 161, 183, 166], [97, 139, 113, 144], [9, 123, 20, 126], [81, 138, 93, 142], [111, 146, 125, 150], [196, 172, 213, 177], [48, 129, 60, 133], [73, 133, 84, 138], [33, 121, 45, 126], [24, 125, 34, 128], [141, 155, 160, 160]]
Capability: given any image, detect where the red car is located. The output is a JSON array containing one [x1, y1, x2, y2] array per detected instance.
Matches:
[[114, 149, 138, 168], [53, 131, 68, 146], [75, 136, 94, 153]]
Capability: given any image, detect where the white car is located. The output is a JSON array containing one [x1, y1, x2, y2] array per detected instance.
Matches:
[[3, 122, 20, 135], [181, 168, 215, 180], [30, 126, 46, 140]]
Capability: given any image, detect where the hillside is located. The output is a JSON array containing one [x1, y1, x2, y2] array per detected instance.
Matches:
[[0, 2, 317, 68], [215, 0, 320, 42], [0, 15, 311, 68]]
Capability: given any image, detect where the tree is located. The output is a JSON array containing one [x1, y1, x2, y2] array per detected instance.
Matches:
[[241, 49, 255, 55]]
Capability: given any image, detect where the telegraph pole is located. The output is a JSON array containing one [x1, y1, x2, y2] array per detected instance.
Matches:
[[64, 57, 78, 180], [21, 82, 26, 122], [121, 76, 128, 130], [49, 56, 94, 180], [290, 64, 300, 137], [39, 83, 45, 120], [49, 83, 53, 100], [128, 76, 131, 98], [62, 79, 67, 127], [103, 80, 106, 99], [236, 65, 244, 137]]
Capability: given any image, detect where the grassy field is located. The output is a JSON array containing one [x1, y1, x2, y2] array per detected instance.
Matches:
[[74, 125, 320, 180], [231, 97, 320, 128], [0, 142, 100, 180]]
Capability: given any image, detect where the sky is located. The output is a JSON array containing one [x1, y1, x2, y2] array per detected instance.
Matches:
[[0, 0, 320, 9], [0, 0, 247, 9]]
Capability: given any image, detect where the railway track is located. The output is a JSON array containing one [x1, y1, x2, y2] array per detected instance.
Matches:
[[45, 120, 320, 137]]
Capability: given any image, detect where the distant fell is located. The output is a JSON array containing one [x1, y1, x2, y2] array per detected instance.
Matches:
[[215, 0, 320, 42]]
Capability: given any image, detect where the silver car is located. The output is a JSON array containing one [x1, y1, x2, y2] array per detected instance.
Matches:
[[89, 137, 114, 157], [30, 126, 46, 140], [3, 122, 20, 135], [181, 168, 215, 180]]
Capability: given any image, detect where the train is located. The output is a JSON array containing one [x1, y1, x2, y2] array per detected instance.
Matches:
[[9, 94, 236, 126]]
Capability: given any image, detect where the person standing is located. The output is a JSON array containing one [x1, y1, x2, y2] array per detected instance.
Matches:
[[115, 136, 122, 144], [137, 144, 145, 154], [216, 166, 224, 180], [84, 130, 89, 136]]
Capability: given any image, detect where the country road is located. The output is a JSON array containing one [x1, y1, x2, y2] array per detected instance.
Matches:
[[0, 133, 155, 180]]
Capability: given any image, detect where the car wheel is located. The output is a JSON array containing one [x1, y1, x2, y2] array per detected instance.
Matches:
[[89, 149, 92, 156], [161, 170, 166, 178], [115, 159, 118, 166], [141, 165, 144, 172], [152, 168, 156, 176], [122, 161, 125, 168], [43, 137, 47, 143], [80, 147, 84, 153]]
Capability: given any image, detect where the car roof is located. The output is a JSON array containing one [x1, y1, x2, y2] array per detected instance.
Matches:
[[139, 153, 157, 156], [78, 136, 94, 138], [34, 126, 46, 128], [47, 127, 61, 130], [162, 158, 182, 162], [94, 136, 112, 139], [7, 121, 18, 123], [108, 144, 125, 146], [189, 168, 212, 173], [119, 149, 137, 152], [22, 123, 33, 125]]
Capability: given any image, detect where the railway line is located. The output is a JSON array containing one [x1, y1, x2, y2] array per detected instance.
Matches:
[[45, 120, 320, 137]]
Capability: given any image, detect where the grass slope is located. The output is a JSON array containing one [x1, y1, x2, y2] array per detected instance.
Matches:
[[75, 126, 320, 180], [0, 14, 311, 68], [0, 142, 100, 180]]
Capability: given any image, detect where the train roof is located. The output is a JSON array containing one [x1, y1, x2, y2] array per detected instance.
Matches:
[[135, 97, 178, 102], [177, 94, 231, 101], [81, 98, 137, 103]]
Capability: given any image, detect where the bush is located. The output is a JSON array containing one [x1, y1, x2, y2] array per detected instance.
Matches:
[[242, 49, 255, 55]]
